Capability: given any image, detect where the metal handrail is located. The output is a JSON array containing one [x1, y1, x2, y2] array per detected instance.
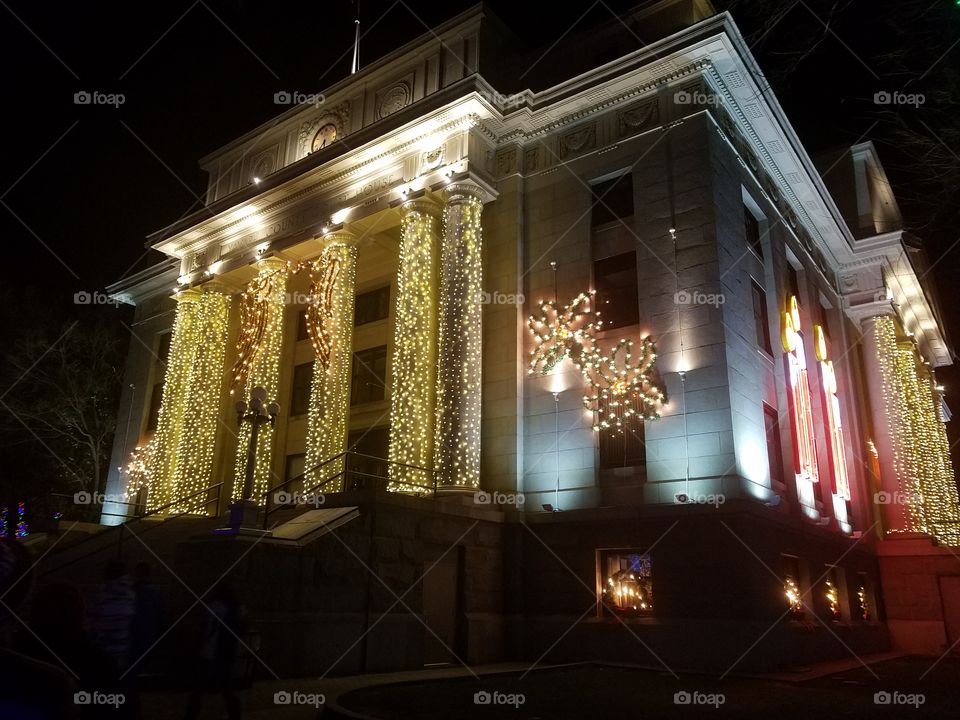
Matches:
[[41, 482, 224, 576], [260, 450, 436, 530]]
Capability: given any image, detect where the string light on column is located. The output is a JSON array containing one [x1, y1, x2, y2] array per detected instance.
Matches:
[[232, 262, 288, 501], [388, 199, 440, 493], [172, 289, 232, 512], [145, 289, 203, 510], [875, 314, 960, 545], [434, 185, 484, 488], [305, 240, 357, 491]]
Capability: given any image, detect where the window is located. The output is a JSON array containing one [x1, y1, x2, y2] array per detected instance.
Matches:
[[763, 404, 783, 486], [599, 549, 653, 616], [744, 204, 763, 257], [788, 264, 801, 301], [351, 346, 387, 405], [346, 426, 390, 489], [751, 279, 772, 354], [145, 382, 163, 433], [782, 555, 804, 619], [824, 566, 843, 621], [593, 252, 639, 330], [354, 286, 390, 326], [591, 173, 634, 227], [145, 332, 172, 433], [296, 309, 309, 342], [599, 410, 646, 469], [284, 453, 305, 490], [289, 361, 314, 416]]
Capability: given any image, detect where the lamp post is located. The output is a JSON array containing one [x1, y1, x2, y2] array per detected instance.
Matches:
[[229, 386, 279, 531]]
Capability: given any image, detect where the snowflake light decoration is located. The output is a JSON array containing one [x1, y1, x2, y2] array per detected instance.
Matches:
[[527, 292, 601, 375]]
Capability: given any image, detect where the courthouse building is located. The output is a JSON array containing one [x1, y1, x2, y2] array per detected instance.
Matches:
[[101, 0, 960, 672]]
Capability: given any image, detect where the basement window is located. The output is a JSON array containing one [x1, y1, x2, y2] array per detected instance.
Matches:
[[598, 549, 653, 617]]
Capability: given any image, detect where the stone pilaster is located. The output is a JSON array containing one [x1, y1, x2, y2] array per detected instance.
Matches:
[[305, 232, 358, 493], [388, 198, 441, 492], [434, 183, 485, 488]]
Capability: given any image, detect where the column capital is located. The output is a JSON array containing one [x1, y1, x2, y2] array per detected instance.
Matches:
[[321, 226, 360, 249], [199, 280, 233, 296], [444, 181, 487, 206], [399, 194, 444, 218], [254, 256, 288, 273], [845, 299, 896, 328], [172, 287, 203, 304]]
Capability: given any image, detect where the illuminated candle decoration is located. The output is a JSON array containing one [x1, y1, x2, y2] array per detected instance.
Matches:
[[874, 315, 960, 545], [305, 240, 357, 492], [784, 575, 802, 617], [232, 262, 288, 501], [825, 576, 841, 620], [388, 200, 439, 492], [857, 585, 870, 621], [434, 186, 484, 488], [527, 292, 665, 436], [601, 552, 653, 616], [814, 325, 850, 501], [781, 296, 820, 487], [580, 337, 665, 434]]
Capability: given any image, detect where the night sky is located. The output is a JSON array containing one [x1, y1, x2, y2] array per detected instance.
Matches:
[[2, 0, 959, 457]]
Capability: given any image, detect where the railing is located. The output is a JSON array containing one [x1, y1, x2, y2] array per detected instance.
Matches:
[[260, 450, 435, 530], [41, 482, 224, 577]]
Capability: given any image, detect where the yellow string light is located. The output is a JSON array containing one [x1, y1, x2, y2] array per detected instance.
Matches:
[[388, 200, 439, 492], [875, 315, 960, 545], [434, 188, 484, 488], [305, 240, 357, 492], [232, 262, 288, 501]]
